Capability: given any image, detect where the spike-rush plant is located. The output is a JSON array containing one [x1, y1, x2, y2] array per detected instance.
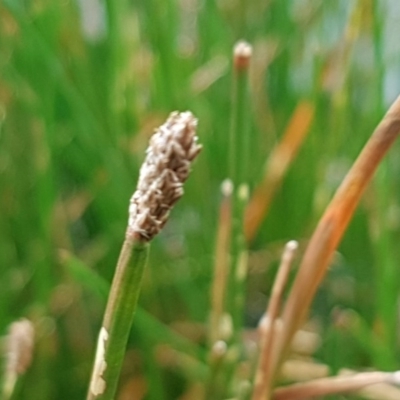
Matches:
[[206, 40, 400, 400], [86, 112, 202, 400]]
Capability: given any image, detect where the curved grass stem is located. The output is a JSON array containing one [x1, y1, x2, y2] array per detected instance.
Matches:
[[251, 241, 298, 400], [269, 94, 400, 384]]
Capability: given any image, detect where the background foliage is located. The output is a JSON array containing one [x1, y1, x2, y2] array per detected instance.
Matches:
[[1, 0, 400, 399]]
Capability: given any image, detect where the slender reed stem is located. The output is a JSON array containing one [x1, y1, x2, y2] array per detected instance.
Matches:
[[228, 40, 252, 334], [272, 370, 400, 400], [206, 40, 252, 400], [251, 241, 298, 400], [87, 235, 149, 400], [270, 95, 400, 380]]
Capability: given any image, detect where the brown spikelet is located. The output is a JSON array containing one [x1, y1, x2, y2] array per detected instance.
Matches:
[[127, 111, 202, 241]]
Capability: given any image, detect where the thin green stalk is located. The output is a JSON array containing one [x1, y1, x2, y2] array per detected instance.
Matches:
[[104, 0, 122, 145], [87, 236, 149, 400], [228, 40, 252, 334], [206, 40, 252, 400], [227, 44, 252, 394]]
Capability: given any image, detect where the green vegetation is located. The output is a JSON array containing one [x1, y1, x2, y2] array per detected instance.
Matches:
[[1, 1, 400, 399]]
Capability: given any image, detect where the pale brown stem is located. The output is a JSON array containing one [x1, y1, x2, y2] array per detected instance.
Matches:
[[251, 241, 298, 400], [358, 381, 400, 400], [273, 370, 400, 400]]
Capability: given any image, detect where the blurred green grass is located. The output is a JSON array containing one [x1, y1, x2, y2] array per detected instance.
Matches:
[[1, 0, 400, 399]]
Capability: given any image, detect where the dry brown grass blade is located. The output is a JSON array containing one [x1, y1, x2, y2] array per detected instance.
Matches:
[[245, 101, 314, 242], [209, 180, 233, 345], [273, 95, 400, 374], [251, 241, 298, 400], [272, 370, 400, 400], [358, 381, 400, 400], [339, 369, 400, 400]]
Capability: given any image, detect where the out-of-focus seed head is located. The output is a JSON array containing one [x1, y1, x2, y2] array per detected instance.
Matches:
[[127, 111, 202, 241], [5, 319, 35, 376], [233, 40, 252, 71], [3, 318, 35, 398]]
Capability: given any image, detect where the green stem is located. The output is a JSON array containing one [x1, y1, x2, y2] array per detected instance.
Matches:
[[229, 42, 252, 335], [206, 42, 252, 399], [87, 236, 149, 400]]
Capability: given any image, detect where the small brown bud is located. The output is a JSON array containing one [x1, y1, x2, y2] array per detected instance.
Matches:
[[233, 40, 252, 71]]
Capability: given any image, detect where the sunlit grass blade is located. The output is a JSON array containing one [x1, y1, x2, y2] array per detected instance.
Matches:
[[245, 101, 314, 243]]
